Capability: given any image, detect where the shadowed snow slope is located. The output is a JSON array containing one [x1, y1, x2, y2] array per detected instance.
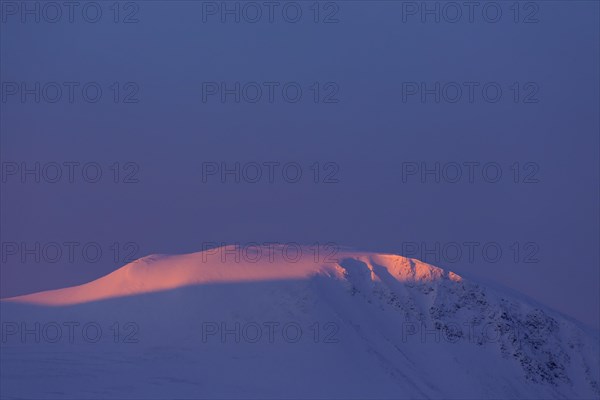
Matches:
[[1, 245, 599, 399]]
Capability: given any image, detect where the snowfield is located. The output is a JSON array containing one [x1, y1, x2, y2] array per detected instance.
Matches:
[[1, 245, 599, 399]]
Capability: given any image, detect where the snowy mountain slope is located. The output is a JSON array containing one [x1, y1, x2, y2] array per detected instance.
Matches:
[[1, 245, 598, 399]]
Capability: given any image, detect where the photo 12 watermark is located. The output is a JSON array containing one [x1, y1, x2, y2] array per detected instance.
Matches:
[[1, 321, 139, 344], [1, 1, 140, 24], [1, 82, 140, 104], [400, 161, 540, 184], [201, 81, 340, 104], [400, 241, 541, 264], [399, 319, 522, 346], [200, 1, 340, 24], [1, 161, 140, 184], [201, 321, 340, 344], [399, 2, 540, 24], [201, 161, 340, 184], [200, 242, 340, 264], [401, 82, 540, 104], [1, 241, 140, 265]]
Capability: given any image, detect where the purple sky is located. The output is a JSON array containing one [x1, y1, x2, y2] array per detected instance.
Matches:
[[1, 1, 599, 329]]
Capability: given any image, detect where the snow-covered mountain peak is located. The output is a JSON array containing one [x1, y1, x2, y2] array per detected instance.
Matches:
[[2, 246, 460, 306], [1, 245, 598, 399]]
